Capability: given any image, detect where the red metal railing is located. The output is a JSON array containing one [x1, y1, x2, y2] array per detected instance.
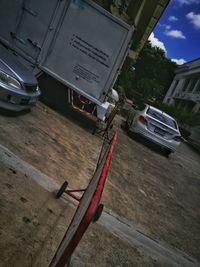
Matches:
[[49, 132, 118, 267]]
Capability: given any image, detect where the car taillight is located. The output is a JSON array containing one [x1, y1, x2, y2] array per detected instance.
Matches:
[[139, 115, 148, 125], [174, 135, 182, 142]]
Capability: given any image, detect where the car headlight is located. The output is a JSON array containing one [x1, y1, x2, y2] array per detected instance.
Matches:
[[0, 69, 23, 90]]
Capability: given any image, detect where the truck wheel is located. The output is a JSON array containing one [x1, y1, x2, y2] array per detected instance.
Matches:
[[93, 204, 104, 222], [56, 181, 68, 198]]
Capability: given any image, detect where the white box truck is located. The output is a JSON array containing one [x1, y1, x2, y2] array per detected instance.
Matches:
[[0, 0, 133, 120]]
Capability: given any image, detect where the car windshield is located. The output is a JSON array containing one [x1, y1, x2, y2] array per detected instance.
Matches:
[[147, 108, 177, 129]]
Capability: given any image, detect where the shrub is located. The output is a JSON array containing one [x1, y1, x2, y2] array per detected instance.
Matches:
[[154, 102, 200, 128]]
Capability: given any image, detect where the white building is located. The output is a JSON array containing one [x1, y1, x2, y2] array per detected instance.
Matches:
[[163, 58, 200, 113]]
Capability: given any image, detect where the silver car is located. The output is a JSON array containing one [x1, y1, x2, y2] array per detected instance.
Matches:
[[0, 45, 41, 111], [126, 104, 182, 155]]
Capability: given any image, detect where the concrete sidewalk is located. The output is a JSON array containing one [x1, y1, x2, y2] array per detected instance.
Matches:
[[0, 149, 74, 267], [1, 144, 199, 267]]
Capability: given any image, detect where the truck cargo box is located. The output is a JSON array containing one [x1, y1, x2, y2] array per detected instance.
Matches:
[[0, 0, 133, 118]]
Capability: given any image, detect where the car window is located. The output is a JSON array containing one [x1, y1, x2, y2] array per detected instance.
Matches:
[[147, 108, 177, 129]]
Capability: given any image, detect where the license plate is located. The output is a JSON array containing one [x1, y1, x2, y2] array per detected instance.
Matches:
[[154, 127, 165, 136]]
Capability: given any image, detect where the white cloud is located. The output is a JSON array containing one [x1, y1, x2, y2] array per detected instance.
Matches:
[[168, 15, 178, 21], [166, 25, 172, 30], [158, 23, 172, 30], [186, 12, 200, 29], [171, 58, 187, 65], [174, 0, 200, 5], [148, 33, 167, 53], [165, 30, 186, 39]]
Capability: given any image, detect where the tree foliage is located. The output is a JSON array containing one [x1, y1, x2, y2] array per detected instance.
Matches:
[[115, 41, 177, 102], [155, 102, 200, 128]]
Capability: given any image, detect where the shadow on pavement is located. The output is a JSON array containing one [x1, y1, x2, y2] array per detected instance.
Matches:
[[0, 107, 31, 117], [120, 121, 170, 158]]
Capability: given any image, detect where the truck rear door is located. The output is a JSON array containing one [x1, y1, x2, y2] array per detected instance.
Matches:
[[0, 0, 132, 105], [41, 0, 132, 103], [0, 0, 64, 62]]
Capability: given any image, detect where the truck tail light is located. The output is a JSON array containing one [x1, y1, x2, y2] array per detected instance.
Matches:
[[139, 115, 148, 125]]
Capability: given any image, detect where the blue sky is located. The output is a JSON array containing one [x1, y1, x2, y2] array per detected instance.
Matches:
[[148, 0, 200, 64]]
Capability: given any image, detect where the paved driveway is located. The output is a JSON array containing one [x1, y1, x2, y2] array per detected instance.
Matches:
[[0, 104, 199, 266]]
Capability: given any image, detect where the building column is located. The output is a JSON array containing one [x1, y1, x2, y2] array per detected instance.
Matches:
[[184, 78, 199, 93], [164, 78, 186, 104], [193, 79, 200, 93], [163, 79, 178, 103], [174, 78, 189, 99]]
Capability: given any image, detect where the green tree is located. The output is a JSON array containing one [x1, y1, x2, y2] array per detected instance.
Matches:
[[116, 41, 177, 102]]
